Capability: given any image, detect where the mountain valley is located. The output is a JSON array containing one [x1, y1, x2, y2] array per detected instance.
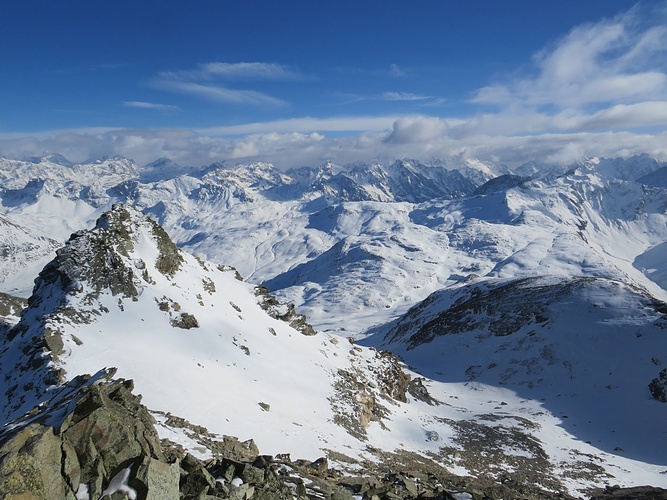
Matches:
[[0, 154, 666, 499]]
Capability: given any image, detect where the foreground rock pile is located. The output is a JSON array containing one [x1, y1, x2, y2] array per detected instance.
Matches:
[[1, 370, 666, 500]]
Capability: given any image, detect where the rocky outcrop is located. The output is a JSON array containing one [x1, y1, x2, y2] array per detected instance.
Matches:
[[0, 369, 304, 500], [254, 284, 316, 336], [649, 368, 667, 402], [27, 204, 185, 317], [590, 485, 667, 500], [0, 370, 177, 500], [0, 292, 26, 336], [329, 346, 414, 442]]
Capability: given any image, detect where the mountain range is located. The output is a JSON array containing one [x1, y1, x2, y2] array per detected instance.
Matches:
[[0, 153, 666, 498]]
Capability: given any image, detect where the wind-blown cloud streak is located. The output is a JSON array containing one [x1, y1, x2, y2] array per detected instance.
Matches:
[[160, 62, 304, 81], [154, 80, 287, 106], [153, 61, 296, 106], [122, 101, 180, 112]]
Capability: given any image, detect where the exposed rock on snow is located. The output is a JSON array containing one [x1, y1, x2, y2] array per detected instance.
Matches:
[[254, 284, 315, 336], [649, 368, 667, 402]]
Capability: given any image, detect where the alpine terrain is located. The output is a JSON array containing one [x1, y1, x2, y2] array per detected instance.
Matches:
[[0, 154, 666, 499]]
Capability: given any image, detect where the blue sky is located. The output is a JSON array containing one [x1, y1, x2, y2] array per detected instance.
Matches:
[[1, 1, 667, 167]]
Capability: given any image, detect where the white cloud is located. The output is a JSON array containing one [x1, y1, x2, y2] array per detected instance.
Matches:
[[385, 116, 448, 144], [472, 4, 667, 110], [198, 62, 303, 80], [459, 3, 667, 143], [381, 92, 432, 102], [389, 63, 406, 78], [161, 62, 304, 81], [122, 101, 180, 112]]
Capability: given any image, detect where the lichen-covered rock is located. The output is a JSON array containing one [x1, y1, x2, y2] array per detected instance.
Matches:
[[0, 372, 179, 500], [135, 456, 180, 500], [170, 312, 199, 329], [0, 422, 74, 499]]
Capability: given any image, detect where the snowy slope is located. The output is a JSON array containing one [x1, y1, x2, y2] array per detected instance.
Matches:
[[364, 277, 667, 486], [1, 206, 349, 458], [0, 213, 61, 296], [0, 205, 469, 465], [366, 275, 667, 489]]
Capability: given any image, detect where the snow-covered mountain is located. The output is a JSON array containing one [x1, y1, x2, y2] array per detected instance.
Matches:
[[285, 159, 493, 203], [367, 275, 667, 462], [1, 153, 667, 495], [0, 213, 61, 296], [0, 205, 419, 461]]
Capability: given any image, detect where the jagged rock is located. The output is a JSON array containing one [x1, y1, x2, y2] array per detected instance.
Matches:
[[373, 350, 410, 403], [0, 372, 179, 500], [649, 368, 667, 402], [407, 377, 438, 405], [159, 412, 260, 464], [294, 457, 329, 476], [254, 284, 316, 336], [180, 453, 217, 499]]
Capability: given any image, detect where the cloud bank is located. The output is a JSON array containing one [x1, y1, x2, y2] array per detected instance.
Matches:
[[3, 118, 666, 169]]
